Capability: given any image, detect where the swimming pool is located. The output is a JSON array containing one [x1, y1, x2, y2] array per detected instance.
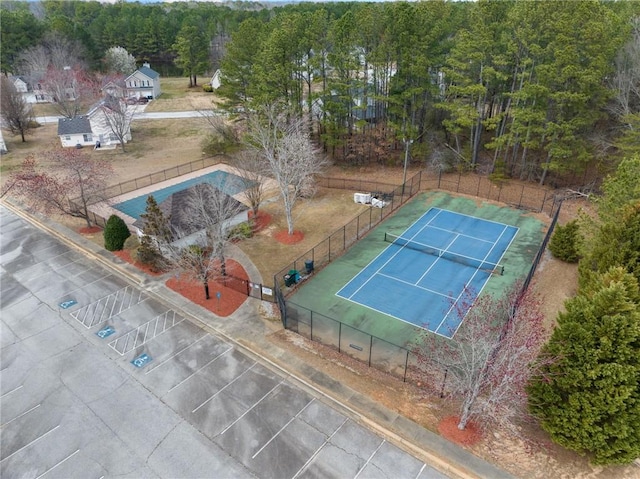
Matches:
[[112, 170, 252, 220]]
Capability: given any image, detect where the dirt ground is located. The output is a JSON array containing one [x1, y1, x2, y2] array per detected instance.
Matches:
[[2, 84, 636, 478]]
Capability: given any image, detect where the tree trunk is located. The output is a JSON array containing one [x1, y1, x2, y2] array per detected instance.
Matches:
[[204, 281, 210, 300]]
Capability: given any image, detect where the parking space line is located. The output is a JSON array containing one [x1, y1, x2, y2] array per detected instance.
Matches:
[[291, 418, 349, 479], [145, 334, 209, 375], [108, 310, 184, 355], [353, 439, 385, 479], [191, 363, 256, 413], [414, 464, 428, 479], [0, 425, 60, 463], [1, 404, 41, 427], [218, 379, 285, 436], [165, 345, 235, 394], [71, 286, 148, 329], [34, 449, 79, 479], [252, 399, 315, 459], [0, 385, 23, 398]]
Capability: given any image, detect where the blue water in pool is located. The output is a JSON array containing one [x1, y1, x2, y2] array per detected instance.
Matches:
[[113, 170, 250, 220]]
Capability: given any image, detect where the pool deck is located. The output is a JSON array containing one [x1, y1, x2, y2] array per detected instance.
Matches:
[[91, 163, 279, 230]]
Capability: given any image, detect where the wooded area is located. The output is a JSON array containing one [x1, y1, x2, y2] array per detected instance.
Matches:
[[1, 0, 639, 186]]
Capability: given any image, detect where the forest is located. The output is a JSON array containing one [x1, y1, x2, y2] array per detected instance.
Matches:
[[2, 0, 639, 187]]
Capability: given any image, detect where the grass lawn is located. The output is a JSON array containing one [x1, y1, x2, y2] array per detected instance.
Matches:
[[146, 76, 224, 112]]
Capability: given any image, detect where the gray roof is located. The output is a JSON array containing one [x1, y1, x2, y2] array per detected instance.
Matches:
[[133, 184, 247, 238], [57, 116, 92, 136], [137, 66, 159, 80]]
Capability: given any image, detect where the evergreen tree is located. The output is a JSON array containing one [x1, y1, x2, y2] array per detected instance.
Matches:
[[527, 267, 640, 465], [137, 195, 171, 270], [548, 220, 581, 263], [104, 215, 131, 251]]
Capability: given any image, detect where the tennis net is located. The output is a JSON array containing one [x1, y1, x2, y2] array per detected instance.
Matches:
[[384, 232, 504, 275]]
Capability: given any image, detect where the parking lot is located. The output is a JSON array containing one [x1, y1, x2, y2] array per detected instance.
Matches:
[[0, 205, 449, 479]]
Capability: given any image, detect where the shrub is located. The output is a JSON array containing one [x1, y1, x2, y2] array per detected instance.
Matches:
[[202, 83, 213, 92], [123, 234, 140, 250], [549, 220, 581, 263], [229, 222, 253, 240], [104, 215, 131, 251]]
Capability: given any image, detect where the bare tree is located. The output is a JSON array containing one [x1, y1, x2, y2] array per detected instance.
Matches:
[[42, 66, 99, 119], [246, 104, 329, 235], [606, 16, 640, 122], [231, 150, 266, 216], [0, 76, 34, 142], [6, 149, 113, 227], [98, 96, 133, 152], [16, 32, 87, 77], [413, 284, 551, 435], [165, 182, 247, 300]]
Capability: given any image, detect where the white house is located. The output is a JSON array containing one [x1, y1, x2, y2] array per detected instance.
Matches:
[[0, 130, 7, 154], [57, 96, 132, 148], [210, 69, 222, 90], [10, 75, 48, 104], [125, 62, 161, 100]]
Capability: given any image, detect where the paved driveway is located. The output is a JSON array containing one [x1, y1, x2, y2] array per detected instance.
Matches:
[[0, 205, 449, 479]]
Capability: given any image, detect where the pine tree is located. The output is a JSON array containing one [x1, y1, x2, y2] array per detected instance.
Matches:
[[527, 267, 640, 465], [136, 195, 171, 270]]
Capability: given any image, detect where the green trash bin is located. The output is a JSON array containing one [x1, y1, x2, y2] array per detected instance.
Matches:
[[284, 274, 294, 287]]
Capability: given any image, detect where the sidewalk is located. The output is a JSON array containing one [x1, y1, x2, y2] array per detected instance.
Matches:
[[4, 199, 516, 479]]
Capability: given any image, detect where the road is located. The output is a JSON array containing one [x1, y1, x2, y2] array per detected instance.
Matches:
[[36, 107, 218, 124]]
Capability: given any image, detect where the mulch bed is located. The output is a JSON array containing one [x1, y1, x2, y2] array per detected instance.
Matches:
[[437, 416, 483, 447], [274, 229, 305, 244], [249, 210, 272, 233], [165, 259, 249, 317]]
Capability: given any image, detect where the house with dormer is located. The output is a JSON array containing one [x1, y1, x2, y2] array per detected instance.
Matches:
[[125, 62, 161, 100], [57, 96, 131, 148], [11, 75, 48, 103]]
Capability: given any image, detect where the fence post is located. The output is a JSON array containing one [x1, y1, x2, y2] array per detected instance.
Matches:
[[403, 351, 409, 382], [338, 322, 342, 352], [369, 336, 373, 367]]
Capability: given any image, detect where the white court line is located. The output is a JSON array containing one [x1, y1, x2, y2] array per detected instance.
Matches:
[[167, 346, 234, 394], [335, 208, 442, 299], [353, 439, 385, 479], [1, 385, 23, 398], [251, 399, 315, 459], [192, 363, 256, 413], [145, 334, 210, 374], [291, 418, 349, 479], [413, 232, 461, 287], [340, 210, 443, 301], [218, 379, 285, 435], [35, 449, 80, 479], [1, 404, 41, 427], [426, 223, 495, 244], [0, 425, 60, 463], [435, 223, 512, 337], [377, 273, 454, 299]]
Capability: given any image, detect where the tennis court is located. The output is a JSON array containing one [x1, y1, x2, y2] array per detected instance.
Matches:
[[336, 208, 518, 337], [287, 192, 546, 349]]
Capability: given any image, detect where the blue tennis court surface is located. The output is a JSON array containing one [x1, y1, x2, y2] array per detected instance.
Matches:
[[336, 208, 518, 338], [113, 170, 251, 220]]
